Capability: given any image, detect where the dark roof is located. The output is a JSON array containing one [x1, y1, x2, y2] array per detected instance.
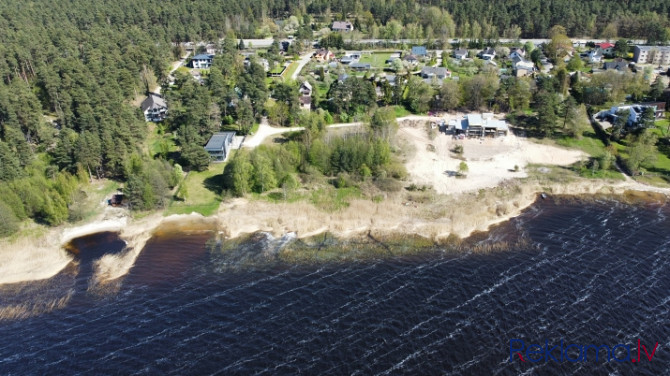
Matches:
[[299, 96, 312, 105], [350, 62, 371, 69], [140, 94, 167, 112], [204, 132, 235, 151], [403, 54, 418, 61], [480, 47, 495, 56], [192, 54, 214, 60], [603, 60, 628, 71], [411, 46, 427, 56], [454, 49, 468, 56]]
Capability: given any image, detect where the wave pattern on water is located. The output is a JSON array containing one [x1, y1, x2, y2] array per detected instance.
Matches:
[[0, 198, 669, 375]]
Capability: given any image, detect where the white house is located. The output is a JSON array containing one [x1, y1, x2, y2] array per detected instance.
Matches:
[[588, 50, 603, 63], [508, 47, 526, 60], [191, 54, 214, 69], [453, 49, 468, 60], [299, 81, 313, 96], [332, 21, 354, 32], [479, 47, 496, 60]]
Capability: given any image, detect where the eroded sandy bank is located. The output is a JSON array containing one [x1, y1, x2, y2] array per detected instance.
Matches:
[[1, 177, 668, 286]]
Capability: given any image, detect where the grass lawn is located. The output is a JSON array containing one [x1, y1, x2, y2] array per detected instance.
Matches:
[[359, 52, 392, 69], [556, 132, 608, 157], [391, 105, 411, 118], [310, 186, 361, 212], [282, 61, 299, 79], [165, 163, 225, 216], [146, 123, 177, 158]]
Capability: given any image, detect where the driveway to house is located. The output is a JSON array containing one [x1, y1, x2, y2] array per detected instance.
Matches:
[[242, 118, 304, 148], [290, 51, 314, 80], [242, 115, 448, 147], [155, 51, 190, 95]]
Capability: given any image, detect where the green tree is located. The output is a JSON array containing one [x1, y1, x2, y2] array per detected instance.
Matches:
[[437, 80, 462, 111], [404, 76, 434, 113], [223, 152, 253, 196]]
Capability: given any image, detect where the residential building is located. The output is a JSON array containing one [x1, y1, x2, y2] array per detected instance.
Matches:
[[411, 46, 428, 57], [190, 54, 214, 69], [350, 62, 371, 71], [299, 96, 312, 111], [451, 113, 509, 137], [299, 81, 313, 96], [340, 55, 358, 65], [633, 46, 670, 65], [602, 59, 629, 72], [479, 47, 496, 60], [402, 54, 419, 65], [508, 47, 526, 60], [332, 21, 354, 32], [588, 49, 603, 63], [595, 42, 615, 56], [140, 94, 168, 122], [420, 66, 451, 80], [313, 49, 335, 62], [453, 49, 468, 60], [204, 132, 236, 162]]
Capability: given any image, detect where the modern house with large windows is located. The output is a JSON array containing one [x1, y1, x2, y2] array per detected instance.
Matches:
[[204, 132, 236, 162]]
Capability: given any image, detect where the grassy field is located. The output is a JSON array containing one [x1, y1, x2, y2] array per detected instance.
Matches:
[[146, 123, 177, 158], [165, 163, 226, 216], [359, 52, 392, 69], [392, 105, 411, 118], [282, 61, 299, 79], [555, 131, 608, 157]]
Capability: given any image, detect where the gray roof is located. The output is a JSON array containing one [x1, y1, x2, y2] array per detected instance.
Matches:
[[421, 66, 449, 77], [204, 132, 235, 151], [332, 21, 353, 30], [350, 63, 371, 69], [454, 49, 468, 56], [140, 94, 167, 112]]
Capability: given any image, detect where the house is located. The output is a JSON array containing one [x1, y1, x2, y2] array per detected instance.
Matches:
[[299, 96, 312, 111], [299, 81, 313, 96], [140, 94, 168, 122], [512, 56, 535, 76], [602, 59, 629, 72], [587, 49, 603, 63], [340, 55, 358, 65], [508, 47, 526, 60], [402, 54, 419, 65], [204, 132, 236, 162], [479, 47, 496, 60], [190, 54, 214, 69], [244, 57, 270, 72], [337, 73, 350, 83], [350, 62, 371, 71], [411, 46, 428, 57], [420, 66, 451, 80], [607, 104, 661, 128], [313, 49, 335, 62], [346, 51, 362, 59], [205, 44, 218, 55], [453, 49, 468, 60], [633, 46, 670, 65], [595, 42, 615, 56], [332, 21, 354, 32], [452, 113, 508, 137]]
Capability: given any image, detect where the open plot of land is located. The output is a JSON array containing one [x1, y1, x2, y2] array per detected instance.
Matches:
[[358, 52, 392, 69], [165, 164, 225, 216], [399, 116, 586, 195]]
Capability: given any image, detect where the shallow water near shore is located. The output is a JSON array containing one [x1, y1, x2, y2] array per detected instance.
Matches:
[[1, 197, 670, 374]]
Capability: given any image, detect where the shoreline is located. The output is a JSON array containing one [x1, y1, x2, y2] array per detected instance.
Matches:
[[1, 176, 668, 286]]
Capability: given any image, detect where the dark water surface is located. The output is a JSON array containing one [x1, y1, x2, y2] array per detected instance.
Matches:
[[1, 198, 670, 375]]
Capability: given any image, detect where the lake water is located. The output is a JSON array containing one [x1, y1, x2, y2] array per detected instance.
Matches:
[[1, 197, 669, 375]]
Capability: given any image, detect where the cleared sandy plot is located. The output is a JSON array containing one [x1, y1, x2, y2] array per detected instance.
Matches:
[[399, 116, 586, 195]]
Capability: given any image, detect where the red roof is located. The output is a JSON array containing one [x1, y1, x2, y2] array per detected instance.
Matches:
[[597, 42, 614, 49]]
